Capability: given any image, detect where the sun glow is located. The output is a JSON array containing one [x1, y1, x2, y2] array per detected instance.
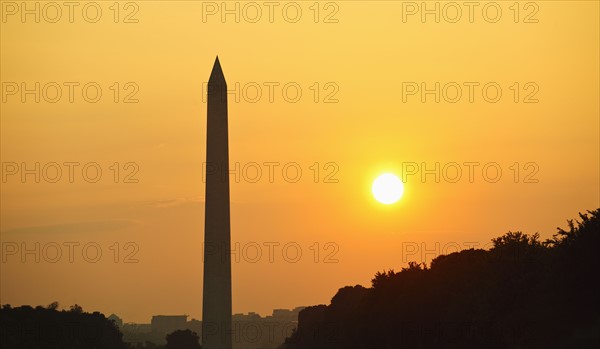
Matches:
[[372, 174, 404, 204]]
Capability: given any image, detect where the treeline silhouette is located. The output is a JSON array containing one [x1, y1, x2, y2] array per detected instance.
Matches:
[[0, 303, 202, 349], [2, 210, 598, 349], [283, 209, 600, 349], [129, 329, 202, 349], [0, 303, 129, 349]]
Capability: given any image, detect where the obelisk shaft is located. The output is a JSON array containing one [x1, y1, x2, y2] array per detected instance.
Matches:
[[202, 57, 232, 349]]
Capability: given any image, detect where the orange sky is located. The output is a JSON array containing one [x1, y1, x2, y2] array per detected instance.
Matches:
[[1, 1, 599, 323]]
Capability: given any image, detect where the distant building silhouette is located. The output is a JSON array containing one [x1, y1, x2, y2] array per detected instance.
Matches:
[[121, 307, 305, 348], [151, 315, 188, 336], [108, 313, 123, 327]]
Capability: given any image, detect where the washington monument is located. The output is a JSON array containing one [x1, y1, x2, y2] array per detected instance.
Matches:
[[202, 56, 232, 349]]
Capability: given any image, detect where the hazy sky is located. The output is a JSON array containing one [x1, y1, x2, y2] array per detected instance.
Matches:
[[1, 1, 599, 323]]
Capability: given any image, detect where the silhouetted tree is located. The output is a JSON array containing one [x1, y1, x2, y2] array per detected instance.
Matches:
[[164, 329, 201, 349], [70, 303, 84, 313], [133, 340, 164, 349], [0, 304, 129, 349], [283, 209, 600, 349]]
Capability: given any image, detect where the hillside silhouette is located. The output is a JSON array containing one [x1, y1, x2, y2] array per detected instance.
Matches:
[[283, 209, 600, 349]]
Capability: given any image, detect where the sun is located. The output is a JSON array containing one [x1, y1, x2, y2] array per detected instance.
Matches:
[[372, 173, 404, 204]]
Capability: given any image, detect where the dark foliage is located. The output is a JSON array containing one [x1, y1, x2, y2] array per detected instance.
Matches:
[[283, 209, 600, 349], [164, 329, 201, 349], [0, 303, 129, 349]]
